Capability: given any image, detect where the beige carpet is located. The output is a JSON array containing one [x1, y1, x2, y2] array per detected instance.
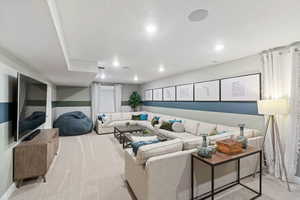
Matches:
[[9, 132, 300, 200]]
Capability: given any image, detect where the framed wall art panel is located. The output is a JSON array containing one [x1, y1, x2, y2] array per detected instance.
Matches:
[[163, 86, 176, 101], [221, 73, 261, 101], [176, 84, 194, 101], [194, 80, 220, 101]]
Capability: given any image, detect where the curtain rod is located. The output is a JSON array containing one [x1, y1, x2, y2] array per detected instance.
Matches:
[[261, 41, 300, 54]]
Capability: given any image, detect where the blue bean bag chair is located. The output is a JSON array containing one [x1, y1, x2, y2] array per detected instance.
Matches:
[[53, 111, 93, 136]]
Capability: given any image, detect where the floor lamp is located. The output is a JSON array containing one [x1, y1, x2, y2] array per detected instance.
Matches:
[[254, 99, 291, 191]]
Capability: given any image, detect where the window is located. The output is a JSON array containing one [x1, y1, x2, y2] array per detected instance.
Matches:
[[99, 86, 115, 113]]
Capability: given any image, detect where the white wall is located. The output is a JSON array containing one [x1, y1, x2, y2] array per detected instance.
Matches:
[[140, 55, 264, 130], [0, 47, 55, 199]]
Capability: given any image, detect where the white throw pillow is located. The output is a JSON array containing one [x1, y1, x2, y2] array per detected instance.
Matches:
[[172, 122, 185, 132]]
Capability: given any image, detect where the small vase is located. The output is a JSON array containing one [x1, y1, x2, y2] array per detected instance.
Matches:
[[237, 124, 248, 149], [198, 134, 214, 158]]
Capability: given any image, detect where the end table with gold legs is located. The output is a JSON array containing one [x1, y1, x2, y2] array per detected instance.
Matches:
[[191, 146, 262, 200]]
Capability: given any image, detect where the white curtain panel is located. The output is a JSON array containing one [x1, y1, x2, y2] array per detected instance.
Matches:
[[262, 42, 300, 182], [114, 84, 122, 112], [91, 82, 101, 124]]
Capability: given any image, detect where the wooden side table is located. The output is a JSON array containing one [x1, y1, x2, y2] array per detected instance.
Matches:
[[191, 146, 262, 200]]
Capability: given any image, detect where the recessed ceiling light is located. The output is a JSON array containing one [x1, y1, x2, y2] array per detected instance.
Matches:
[[112, 60, 120, 67], [159, 65, 165, 72], [188, 9, 208, 22], [134, 75, 138, 81], [215, 44, 224, 52], [145, 24, 157, 34], [100, 73, 106, 79]]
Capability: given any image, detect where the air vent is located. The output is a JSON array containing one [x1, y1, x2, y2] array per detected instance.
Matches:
[[122, 66, 130, 70]]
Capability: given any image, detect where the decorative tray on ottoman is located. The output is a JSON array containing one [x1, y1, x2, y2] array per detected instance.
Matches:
[[216, 139, 243, 155]]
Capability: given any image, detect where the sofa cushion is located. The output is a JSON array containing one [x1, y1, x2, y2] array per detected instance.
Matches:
[[184, 120, 200, 135], [217, 125, 239, 132], [122, 113, 132, 120], [198, 122, 217, 135], [158, 129, 195, 139], [208, 132, 235, 144], [182, 137, 202, 150], [136, 139, 183, 164], [167, 132, 197, 140], [208, 127, 218, 136], [172, 122, 185, 132], [136, 121, 153, 130], [111, 113, 122, 121]]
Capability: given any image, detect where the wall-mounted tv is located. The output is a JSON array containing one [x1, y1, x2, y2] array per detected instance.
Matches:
[[16, 73, 47, 141]]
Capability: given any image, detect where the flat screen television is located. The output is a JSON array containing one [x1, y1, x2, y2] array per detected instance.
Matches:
[[16, 73, 47, 141]]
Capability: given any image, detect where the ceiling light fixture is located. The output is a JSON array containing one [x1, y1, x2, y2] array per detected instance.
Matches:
[[100, 73, 106, 79], [159, 65, 165, 72], [215, 44, 224, 52], [113, 60, 120, 67], [188, 9, 208, 22], [145, 24, 157, 34], [134, 75, 138, 81]]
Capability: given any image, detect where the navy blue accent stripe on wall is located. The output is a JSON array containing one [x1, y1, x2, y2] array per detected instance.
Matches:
[[0, 102, 15, 123], [143, 101, 259, 115], [52, 101, 91, 107]]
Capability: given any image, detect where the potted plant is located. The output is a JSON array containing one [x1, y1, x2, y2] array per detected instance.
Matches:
[[128, 91, 142, 112]]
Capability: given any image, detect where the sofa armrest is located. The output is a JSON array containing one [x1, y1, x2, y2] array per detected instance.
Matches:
[[145, 150, 195, 200]]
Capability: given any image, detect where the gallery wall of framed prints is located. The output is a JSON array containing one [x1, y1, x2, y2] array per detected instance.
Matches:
[[143, 73, 261, 102]]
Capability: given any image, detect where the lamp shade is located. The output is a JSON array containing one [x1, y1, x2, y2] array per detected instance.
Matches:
[[257, 99, 289, 115]]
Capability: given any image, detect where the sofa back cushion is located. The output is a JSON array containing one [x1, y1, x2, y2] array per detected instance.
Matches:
[[122, 113, 132, 120], [172, 122, 185, 132], [182, 137, 202, 150], [184, 120, 200, 135], [217, 125, 239, 132], [198, 122, 217, 135], [110, 113, 122, 121], [136, 139, 183, 164]]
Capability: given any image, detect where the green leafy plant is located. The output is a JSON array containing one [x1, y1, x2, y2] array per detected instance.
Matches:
[[128, 91, 142, 112]]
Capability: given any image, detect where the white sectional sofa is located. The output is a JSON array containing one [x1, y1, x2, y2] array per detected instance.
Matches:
[[96, 111, 262, 200], [96, 112, 155, 134]]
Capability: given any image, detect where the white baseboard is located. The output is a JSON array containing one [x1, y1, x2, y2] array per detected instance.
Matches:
[[0, 183, 16, 200]]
